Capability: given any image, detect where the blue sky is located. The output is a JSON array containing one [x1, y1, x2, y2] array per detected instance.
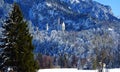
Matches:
[[94, 0, 120, 17]]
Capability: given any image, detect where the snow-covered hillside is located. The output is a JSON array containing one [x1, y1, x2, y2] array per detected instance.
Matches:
[[0, 0, 120, 31], [32, 26, 120, 69], [0, 0, 120, 70], [37, 68, 120, 72]]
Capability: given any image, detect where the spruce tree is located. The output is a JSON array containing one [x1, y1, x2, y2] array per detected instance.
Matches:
[[0, 3, 37, 72]]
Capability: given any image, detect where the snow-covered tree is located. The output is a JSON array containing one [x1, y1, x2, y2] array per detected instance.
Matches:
[[0, 3, 38, 72]]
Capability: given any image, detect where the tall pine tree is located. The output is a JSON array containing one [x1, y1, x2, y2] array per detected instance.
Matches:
[[0, 3, 38, 72]]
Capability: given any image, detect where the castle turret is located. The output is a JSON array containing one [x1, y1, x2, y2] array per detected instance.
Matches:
[[46, 23, 49, 31], [57, 18, 60, 31], [62, 22, 65, 31]]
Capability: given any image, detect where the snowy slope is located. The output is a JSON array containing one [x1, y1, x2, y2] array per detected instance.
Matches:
[[37, 68, 97, 72], [0, 0, 120, 69], [37, 68, 120, 72], [0, 0, 120, 31], [33, 27, 120, 68]]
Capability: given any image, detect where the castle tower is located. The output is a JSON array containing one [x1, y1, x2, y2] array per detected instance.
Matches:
[[62, 22, 65, 31], [46, 23, 49, 31], [57, 18, 60, 31]]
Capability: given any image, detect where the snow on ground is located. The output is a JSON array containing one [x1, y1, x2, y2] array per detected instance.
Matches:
[[37, 68, 120, 72], [109, 68, 120, 72], [37, 68, 97, 72]]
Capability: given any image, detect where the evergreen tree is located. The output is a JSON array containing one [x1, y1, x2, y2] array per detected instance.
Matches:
[[0, 3, 38, 72]]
